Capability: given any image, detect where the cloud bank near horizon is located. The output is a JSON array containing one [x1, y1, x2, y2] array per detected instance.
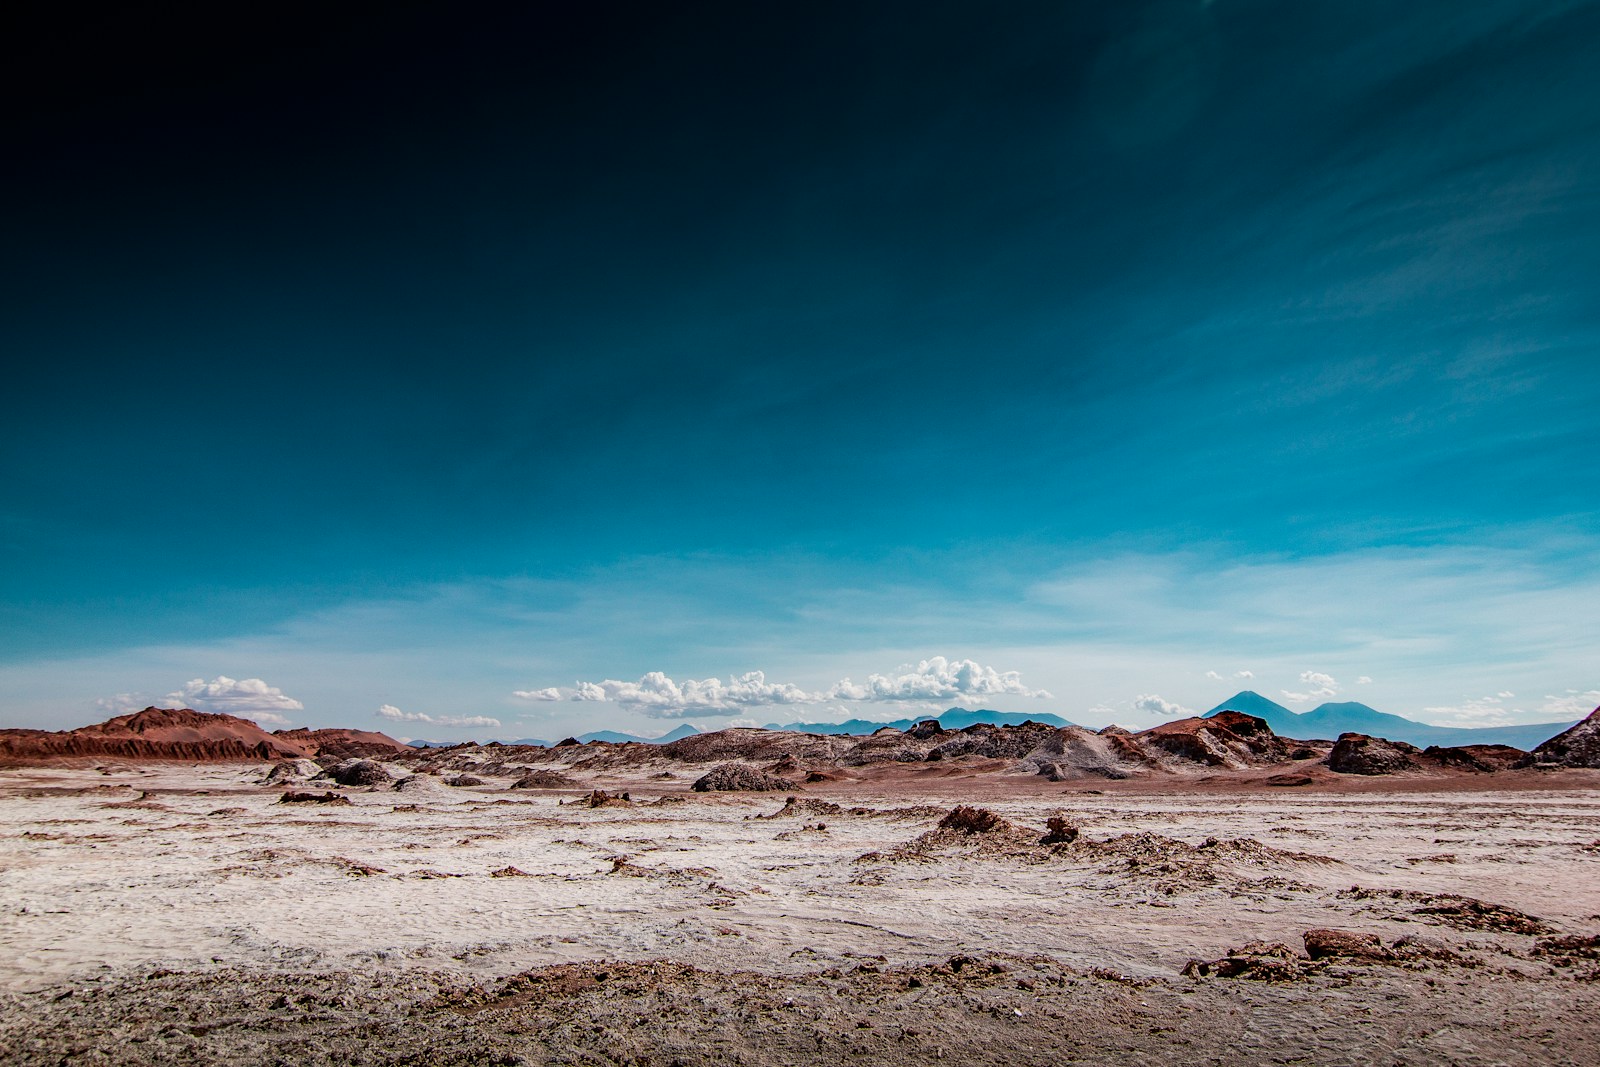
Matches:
[[514, 656, 1050, 718], [375, 704, 501, 730]]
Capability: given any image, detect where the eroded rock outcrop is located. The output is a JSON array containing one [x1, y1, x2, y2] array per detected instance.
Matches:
[[1328, 733, 1421, 775], [691, 763, 797, 792], [1137, 711, 1293, 769], [1422, 744, 1528, 772], [1525, 707, 1600, 768], [0, 708, 406, 766]]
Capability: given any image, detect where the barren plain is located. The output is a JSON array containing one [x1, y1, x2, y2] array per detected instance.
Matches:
[[2, 751, 1599, 1066]]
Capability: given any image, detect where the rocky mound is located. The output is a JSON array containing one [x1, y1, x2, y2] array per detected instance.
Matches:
[[570, 789, 632, 808], [319, 759, 404, 787], [0, 708, 305, 764], [1021, 726, 1142, 781], [691, 763, 797, 792], [1327, 733, 1421, 775], [1182, 928, 1459, 980], [1526, 707, 1600, 768], [926, 722, 1062, 762], [262, 759, 323, 784], [1421, 744, 1527, 772], [393, 773, 451, 795], [271, 727, 408, 759], [511, 770, 578, 789], [278, 790, 350, 805], [835, 728, 929, 765], [660, 729, 855, 766], [755, 796, 847, 819], [0, 708, 405, 766], [1136, 712, 1293, 769]]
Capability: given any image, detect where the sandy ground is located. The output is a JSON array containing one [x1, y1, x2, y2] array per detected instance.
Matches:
[[1, 762, 1598, 1064]]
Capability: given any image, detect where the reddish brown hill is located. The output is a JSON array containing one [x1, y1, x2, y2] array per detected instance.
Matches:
[[1136, 711, 1294, 768], [0, 707, 404, 765], [272, 727, 408, 760]]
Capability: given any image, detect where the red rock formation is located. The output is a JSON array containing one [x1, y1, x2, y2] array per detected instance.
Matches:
[[1421, 743, 1528, 772], [272, 727, 408, 760], [0, 707, 403, 765], [1136, 712, 1291, 768]]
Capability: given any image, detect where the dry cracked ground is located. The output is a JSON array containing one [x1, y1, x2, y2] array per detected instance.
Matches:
[[1, 763, 1598, 1065]]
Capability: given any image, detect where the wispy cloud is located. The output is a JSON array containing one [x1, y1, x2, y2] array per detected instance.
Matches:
[[1539, 690, 1600, 719], [375, 704, 500, 729], [1421, 692, 1519, 728]]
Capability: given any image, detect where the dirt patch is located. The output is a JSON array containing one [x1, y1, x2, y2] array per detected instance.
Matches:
[[6, 952, 1599, 1067], [1339, 886, 1552, 934]]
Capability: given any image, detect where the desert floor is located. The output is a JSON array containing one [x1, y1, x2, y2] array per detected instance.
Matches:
[[1, 763, 1598, 1065]]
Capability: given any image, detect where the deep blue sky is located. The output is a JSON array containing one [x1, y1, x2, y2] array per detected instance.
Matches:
[[3, 1, 1597, 736]]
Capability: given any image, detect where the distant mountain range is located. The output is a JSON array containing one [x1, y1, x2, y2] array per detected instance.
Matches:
[[1203, 691, 1578, 750], [765, 707, 1075, 736], [402, 694, 1580, 751], [407, 722, 703, 748], [569, 723, 702, 745]]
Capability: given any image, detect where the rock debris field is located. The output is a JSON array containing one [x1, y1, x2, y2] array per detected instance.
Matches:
[[2, 761, 1599, 1065]]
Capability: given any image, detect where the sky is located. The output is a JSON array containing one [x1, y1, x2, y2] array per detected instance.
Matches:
[[3, 0, 1598, 739]]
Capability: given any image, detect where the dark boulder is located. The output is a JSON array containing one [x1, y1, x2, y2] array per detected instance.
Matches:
[[691, 763, 796, 792], [1327, 733, 1421, 775], [324, 759, 396, 787], [1303, 928, 1390, 961], [278, 791, 350, 805], [511, 770, 578, 789]]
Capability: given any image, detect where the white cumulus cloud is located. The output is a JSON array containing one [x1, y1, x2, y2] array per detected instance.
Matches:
[[375, 705, 499, 729], [514, 656, 1049, 719], [828, 657, 1051, 704], [161, 676, 305, 718], [1300, 671, 1339, 695], [1283, 671, 1340, 703], [1132, 694, 1194, 719]]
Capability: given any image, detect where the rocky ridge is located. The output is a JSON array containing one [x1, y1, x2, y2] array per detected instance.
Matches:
[[1526, 707, 1600, 768], [3, 705, 1579, 785], [0, 708, 405, 765]]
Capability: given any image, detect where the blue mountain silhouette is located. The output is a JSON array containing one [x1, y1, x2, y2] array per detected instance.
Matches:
[[1203, 691, 1575, 749]]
